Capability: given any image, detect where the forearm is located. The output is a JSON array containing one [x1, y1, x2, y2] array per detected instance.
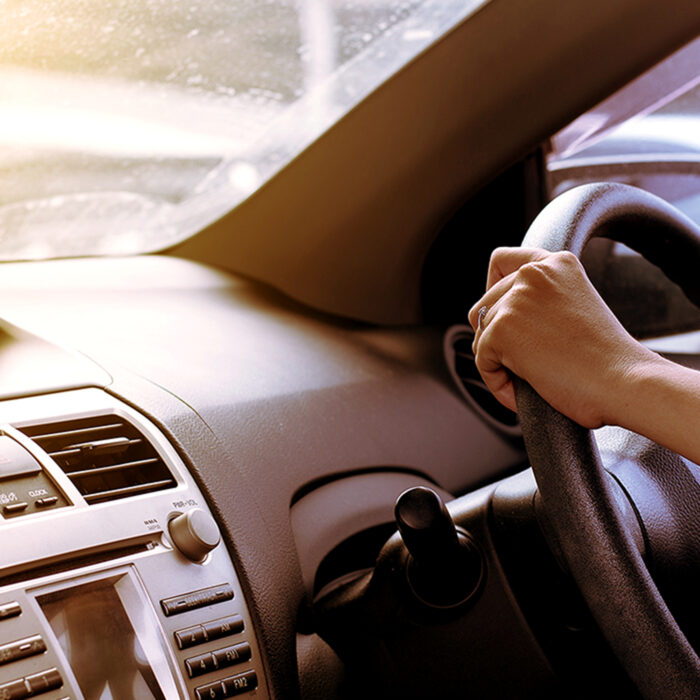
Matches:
[[610, 353, 700, 465]]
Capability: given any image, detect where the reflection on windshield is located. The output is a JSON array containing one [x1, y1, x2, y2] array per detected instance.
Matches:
[[0, 0, 483, 260]]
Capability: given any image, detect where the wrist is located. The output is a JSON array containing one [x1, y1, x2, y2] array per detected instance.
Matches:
[[601, 346, 666, 429]]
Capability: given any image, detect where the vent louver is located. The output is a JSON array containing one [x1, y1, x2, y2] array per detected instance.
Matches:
[[19, 415, 176, 504], [444, 324, 520, 436]]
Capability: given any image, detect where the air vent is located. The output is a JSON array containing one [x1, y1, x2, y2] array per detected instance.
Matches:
[[18, 414, 176, 504], [444, 324, 520, 436]]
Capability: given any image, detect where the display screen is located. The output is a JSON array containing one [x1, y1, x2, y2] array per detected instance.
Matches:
[[38, 573, 175, 700]]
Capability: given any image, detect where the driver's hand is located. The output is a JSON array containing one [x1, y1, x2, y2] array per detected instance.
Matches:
[[468, 247, 655, 429]]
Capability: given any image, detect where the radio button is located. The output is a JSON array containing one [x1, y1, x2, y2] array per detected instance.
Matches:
[[222, 671, 257, 697], [34, 497, 58, 509], [0, 635, 46, 665], [195, 680, 225, 700], [24, 667, 63, 694], [161, 584, 233, 617], [213, 643, 251, 670], [0, 678, 28, 700], [204, 615, 244, 641], [174, 624, 206, 649], [3, 503, 28, 516], [0, 602, 21, 620], [185, 652, 216, 678]]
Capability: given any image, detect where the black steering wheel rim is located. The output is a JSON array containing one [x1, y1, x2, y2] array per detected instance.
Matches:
[[515, 182, 700, 698]]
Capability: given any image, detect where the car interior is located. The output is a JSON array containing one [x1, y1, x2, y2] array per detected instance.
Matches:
[[1, 0, 700, 698]]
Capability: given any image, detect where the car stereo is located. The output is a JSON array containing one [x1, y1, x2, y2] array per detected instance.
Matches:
[[0, 389, 268, 700]]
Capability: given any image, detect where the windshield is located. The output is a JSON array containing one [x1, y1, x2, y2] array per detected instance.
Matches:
[[1, 0, 484, 261]]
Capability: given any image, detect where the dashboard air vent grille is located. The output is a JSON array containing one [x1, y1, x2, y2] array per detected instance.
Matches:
[[19, 415, 176, 504], [444, 324, 520, 436]]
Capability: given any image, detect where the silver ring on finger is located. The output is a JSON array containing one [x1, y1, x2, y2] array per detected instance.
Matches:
[[477, 305, 488, 331]]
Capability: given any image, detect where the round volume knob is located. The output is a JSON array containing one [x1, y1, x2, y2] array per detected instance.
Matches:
[[168, 509, 221, 561]]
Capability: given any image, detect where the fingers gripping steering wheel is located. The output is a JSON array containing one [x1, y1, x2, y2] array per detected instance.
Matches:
[[515, 182, 700, 698]]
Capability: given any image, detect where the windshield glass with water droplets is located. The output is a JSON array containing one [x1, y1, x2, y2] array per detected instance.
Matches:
[[0, 0, 482, 260]]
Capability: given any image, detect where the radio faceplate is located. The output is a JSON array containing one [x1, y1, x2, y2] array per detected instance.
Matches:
[[0, 389, 268, 700]]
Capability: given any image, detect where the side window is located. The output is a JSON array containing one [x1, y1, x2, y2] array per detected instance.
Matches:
[[547, 36, 700, 225], [546, 36, 700, 343]]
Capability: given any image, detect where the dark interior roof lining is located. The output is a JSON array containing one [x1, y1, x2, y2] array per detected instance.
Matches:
[[176, 0, 700, 325]]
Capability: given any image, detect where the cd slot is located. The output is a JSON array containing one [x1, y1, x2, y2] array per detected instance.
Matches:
[[0, 536, 160, 587]]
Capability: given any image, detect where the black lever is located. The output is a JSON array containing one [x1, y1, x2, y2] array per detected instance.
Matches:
[[395, 486, 483, 607]]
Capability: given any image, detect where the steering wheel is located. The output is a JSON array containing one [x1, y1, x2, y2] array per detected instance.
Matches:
[[515, 182, 700, 698]]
